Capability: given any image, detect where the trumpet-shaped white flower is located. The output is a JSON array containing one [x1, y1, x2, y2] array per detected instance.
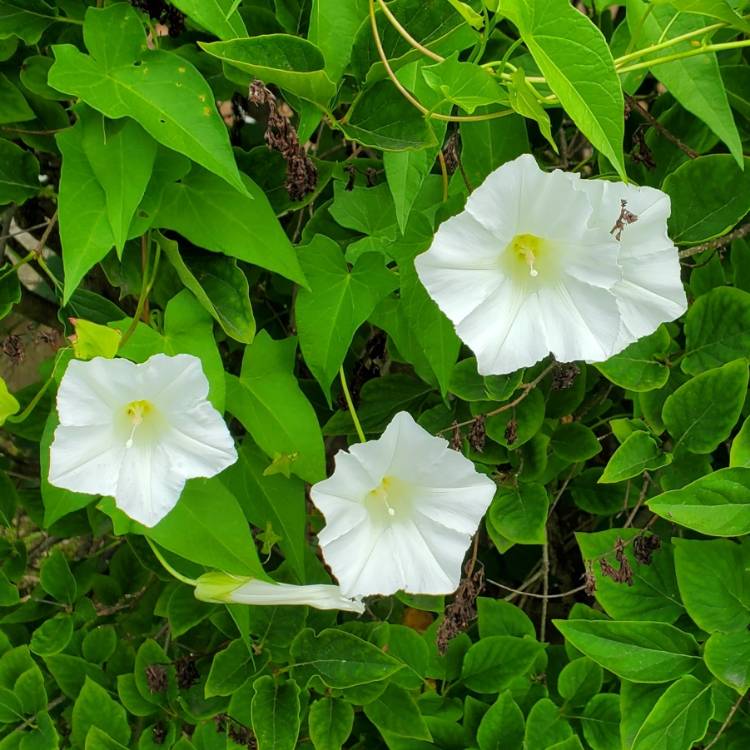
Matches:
[[194, 572, 364, 613], [310, 411, 496, 598], [414, 154, 687, 375], [49, 353, 237, 527]]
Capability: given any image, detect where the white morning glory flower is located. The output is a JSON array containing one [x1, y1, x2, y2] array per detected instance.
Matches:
[[49, 353, 237, 527], [194, 572, 364, 613], [310, 411, 496, 598], [414, 154, 687, 375]]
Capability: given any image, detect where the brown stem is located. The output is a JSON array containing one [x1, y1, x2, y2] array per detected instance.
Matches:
[[679, 222, 750, 260], [704, 693, 746, 749], [625, 94, 699, 160]]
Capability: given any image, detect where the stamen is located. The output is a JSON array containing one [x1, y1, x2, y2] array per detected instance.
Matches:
[[124, 400, 151, 449]]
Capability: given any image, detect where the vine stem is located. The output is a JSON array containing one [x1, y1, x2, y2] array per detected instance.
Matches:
[[339, 366, 367, 443], [679, 223, 750, 260], [146, 538, 198, 587], [618, 38, 750, 73], [119, 233, 159, 351], [625, 94, 698, 159], [704, 693, 746, 749], [540, 541, 550, 641], [376, 0, 443, 62], [367, 0, 513, 124]]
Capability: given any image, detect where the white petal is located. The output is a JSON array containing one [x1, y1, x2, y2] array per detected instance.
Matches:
[[466, 154, 591, 243], [161, 402, 237, 478], [115, 442, 186, 527], [455, 278, 550, 375], [226, 580, 364, 613], [56, 357, 139, 426], [538, 278, 622, 363], [48, 423, 125, 496], [414, 210, 509, 323], [137, 353, 211, 412]]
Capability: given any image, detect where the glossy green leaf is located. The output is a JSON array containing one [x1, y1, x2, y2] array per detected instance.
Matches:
[[507, 67, 556, 150], [0, 137, 38, 205], [461, 635, 544, 693], [226, 331, 326, 483], [0, 72, 34, 123], [595, 326, 671, 392], [72, 678, 130, 749], [488, 482, 548, 547], [599, 431, 671, 484], [673, 538, 750, 632], [553, 619, 700, 682], [476, 691, 525, 750], [422, 53, 506, 113], [205, 640, 253, 697], [664, 156, 750, 245], [296, 235, 397, 400], [363, 684, 431, 741], [0, 377, 19, 426], [503, 0, 625, 177], [626, 1, 742, 164], [170, 0, 246, 39], [308, 0, 367, 82], [39, 549, 76, 605], [524, 698, 574, 749], [155, 167, 306, 286], [704, 630, 750, 694], [48, 5, 246, 194], [631, 675, 712, 750], [0, 1, 58, 44], [662, 359, 748, 455], [308, 697, 354, 750], [202, 35, 335, 106]]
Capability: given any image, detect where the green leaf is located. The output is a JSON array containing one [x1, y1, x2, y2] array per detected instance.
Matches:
[[422, 53, 506, 113], [72, 678, 130, 749], [221, 440, 307, 583], [290, 628, 402, 689], [581, 693, 620, 750], [550, 422, 601, 463], [461, 635, 544, 693], [202, 35, 336, 106], [0, 265, 21, 321], [662, 359, 748, 455], [662, 0, 750, 33], [154, 167, 306, 286], [30, 616, 73, 656], [599, 432, 671, 484], [363, 684, 432, 741], [486, 388, 545, 449], [296, 236, 398, 400], [308, 0, 367, 82], [48, 5, 246, 194], [0, 1, 58, 44], [448, 358, 523, 403], [649, 467, 750, 536], [704, 630, 750, 694], [205, 640, 253, 698], [226, 331, 326, 483], [476, 597, 535, 639], [731, 415, 750, 468], [251, 676, 301, 750], [39, 549, 77, 605], [43, 654, 106, 699], [0, 137, 38, 205], [69, 318, 121, 360], [631, 675, 713, 750], [308, 697, 354, 750], [683, 287, 750, 375], [133, 639, 175, 708], [507, 67, 556, 150], [167, 585, 213, 636], [625, 1, 742, 165], [503, 0, 625, 178], [56, 117, 115, 303], [663, 156, 750, 245], [552, 619, 700, 683], [595, 326, 671, 392], [81, 626, 117, 664], [488, 482, 548, 548], [369, 624, 429, 690], [476, 691, 525, 750], [673, 538, 750, 633], [169, 0, 246, 39], [338, 80, 438, 151], [0, 377, 19, 426], [158, 233, 255, 344], [77, 107, 157, 256], [558, 658, 603, 707], [524, 698, 573, 749], [0, 72, 34, 123]]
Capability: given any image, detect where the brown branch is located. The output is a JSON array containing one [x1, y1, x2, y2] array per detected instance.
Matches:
[[625, 94, 699, 160], [679, 222, 750, 260]]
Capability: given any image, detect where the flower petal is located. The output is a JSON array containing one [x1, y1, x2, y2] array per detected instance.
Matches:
[[115, 442, 186, 527], [48, 422, 125, 496], [137, 353, 211, 412], [56, 357, 139, 426], [161, 402, 237, 478]]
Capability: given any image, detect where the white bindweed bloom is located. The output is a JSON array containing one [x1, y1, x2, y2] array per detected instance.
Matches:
[[49, 353, 237, 527], [194, 572, 364, 613], [414, 154, 687, 375], [310, 411, 496, 598]]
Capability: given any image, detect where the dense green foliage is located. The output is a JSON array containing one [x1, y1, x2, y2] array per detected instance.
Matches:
[[1, 0, 750, 748]]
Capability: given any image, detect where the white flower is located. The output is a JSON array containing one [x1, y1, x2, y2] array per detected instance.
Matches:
[[414, 154, 687, 375], [194, 572, 364, 613], [49, 353, 237, 527], [310, 411, 496, 598]]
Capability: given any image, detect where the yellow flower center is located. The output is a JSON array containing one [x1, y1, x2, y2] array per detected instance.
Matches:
[[364, 476, 412, 522], [508, 233, 546, 278], [124, 399, 154, 448]]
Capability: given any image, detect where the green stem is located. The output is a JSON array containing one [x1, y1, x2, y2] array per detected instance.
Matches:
[[615, 20, 725, 66], [0, 252, 34, 281], [339, 366, 366, 444], [6, 349, 69, 424], [618, 38, 750, 74], [119, 234, 159, 351], [146, 538, 198, 587]]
